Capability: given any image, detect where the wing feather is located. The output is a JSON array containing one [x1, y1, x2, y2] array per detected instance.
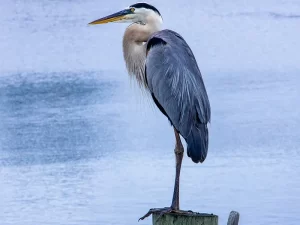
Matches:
[[146, 29, 211, 139]]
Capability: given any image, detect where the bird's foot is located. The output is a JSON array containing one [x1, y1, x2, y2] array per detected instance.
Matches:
[[138, 207, 192, 222], [138, 207, 174, 221]]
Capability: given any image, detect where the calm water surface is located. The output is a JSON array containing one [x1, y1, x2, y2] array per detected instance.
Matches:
[[1, 0, 300, 225]]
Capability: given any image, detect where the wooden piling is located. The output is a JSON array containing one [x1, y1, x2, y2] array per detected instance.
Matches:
[[152, 211, 218, 225], [227, 211, 240, 225], [151, 210, 239, 225]]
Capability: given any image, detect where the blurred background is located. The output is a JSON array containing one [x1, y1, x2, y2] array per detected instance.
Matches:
[[0, 0, 300, 225]]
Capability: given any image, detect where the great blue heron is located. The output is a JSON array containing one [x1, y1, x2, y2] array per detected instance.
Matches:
[[89, 2, 211, 220]]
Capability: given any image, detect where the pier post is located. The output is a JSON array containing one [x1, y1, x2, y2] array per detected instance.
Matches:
[[151, 210, 239, 225], [152, 211, 218, 225]]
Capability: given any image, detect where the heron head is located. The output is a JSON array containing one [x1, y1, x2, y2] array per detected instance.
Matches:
[[88, 3, 162, 26]]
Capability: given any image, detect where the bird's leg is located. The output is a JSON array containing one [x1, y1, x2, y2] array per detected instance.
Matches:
[[171, 128, 184, 210], [139, 128, 185, 221]]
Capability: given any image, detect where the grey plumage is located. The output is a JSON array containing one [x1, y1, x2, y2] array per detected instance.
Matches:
[[146, 30, 211, 163]]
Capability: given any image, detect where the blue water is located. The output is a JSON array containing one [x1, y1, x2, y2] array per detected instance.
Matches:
[[1, 1, 300, 225]]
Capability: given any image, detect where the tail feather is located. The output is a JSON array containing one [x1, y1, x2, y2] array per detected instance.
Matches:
[[186, 124, 209, 163]]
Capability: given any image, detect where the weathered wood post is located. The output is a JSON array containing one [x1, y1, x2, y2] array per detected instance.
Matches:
[[227, 211, 239, 225], [151, 210, 239, 225], [152, 211, 218, 225]]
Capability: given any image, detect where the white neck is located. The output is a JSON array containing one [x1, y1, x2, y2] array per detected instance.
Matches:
[[122, 13, 162, 88]]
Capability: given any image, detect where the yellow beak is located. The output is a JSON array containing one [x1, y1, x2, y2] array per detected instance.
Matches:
[[88, 9, 132, 25]]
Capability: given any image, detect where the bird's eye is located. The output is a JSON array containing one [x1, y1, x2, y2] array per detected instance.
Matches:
[[130, 8, 135, 12]]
